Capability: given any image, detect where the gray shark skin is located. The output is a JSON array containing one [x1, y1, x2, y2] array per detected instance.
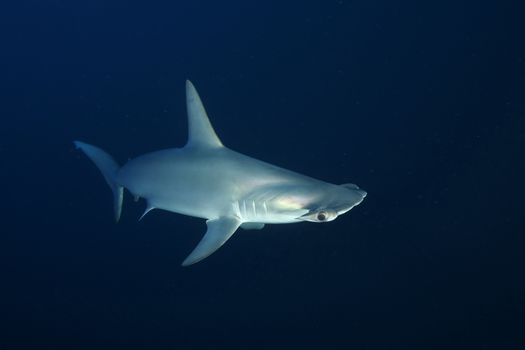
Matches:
[[75, 81, 366, 266]]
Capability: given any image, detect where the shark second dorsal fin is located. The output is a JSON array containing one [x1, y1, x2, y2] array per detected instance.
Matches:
[[185, 80, 223, 149]]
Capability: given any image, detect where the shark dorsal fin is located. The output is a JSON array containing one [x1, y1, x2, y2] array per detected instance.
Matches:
[[185, 80, 223, 149]]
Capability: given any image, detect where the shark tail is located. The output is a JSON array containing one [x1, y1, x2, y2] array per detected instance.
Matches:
[[74, 141, 124, 222]]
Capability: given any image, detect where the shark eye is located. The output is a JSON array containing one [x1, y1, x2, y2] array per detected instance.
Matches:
[[317, 211, 327, 221]]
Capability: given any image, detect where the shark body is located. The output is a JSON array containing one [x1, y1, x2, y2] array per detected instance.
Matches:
[[75, 81, 366, 266]]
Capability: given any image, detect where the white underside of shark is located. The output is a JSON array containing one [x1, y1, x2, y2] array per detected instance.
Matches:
[[75, 81, 366, 266]]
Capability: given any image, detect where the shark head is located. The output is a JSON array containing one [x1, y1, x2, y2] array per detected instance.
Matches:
[[294, 183, 367, 223], [257, 182, 366, 224]]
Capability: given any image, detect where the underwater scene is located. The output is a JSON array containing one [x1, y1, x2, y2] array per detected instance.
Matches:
[[1, 0, 524, 348]]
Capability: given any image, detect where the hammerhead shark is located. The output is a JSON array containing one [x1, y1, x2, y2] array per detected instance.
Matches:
[[75, 81, 366, 266]]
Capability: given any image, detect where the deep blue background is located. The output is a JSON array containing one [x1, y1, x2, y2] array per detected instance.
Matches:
[[1, 0, 524, 348]]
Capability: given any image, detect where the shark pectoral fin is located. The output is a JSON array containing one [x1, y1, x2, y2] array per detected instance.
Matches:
[[240, 222, 265, 230], [181, 217, 241, 266]]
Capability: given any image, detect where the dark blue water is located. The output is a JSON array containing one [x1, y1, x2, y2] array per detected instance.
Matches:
[[1, 1, 524, 348]]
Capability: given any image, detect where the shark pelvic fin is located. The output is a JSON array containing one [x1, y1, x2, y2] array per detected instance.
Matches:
[[184, 80, 223, 149], [138, 204, 155, 221], [182, 216, 241, 266]]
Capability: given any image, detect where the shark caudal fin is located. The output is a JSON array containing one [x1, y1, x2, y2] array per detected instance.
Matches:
[[74, 141, 124, 222]]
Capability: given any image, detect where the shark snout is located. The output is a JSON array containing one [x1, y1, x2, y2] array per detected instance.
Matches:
[[342, 187, 367, 213], [356, 189, 367, 198]]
